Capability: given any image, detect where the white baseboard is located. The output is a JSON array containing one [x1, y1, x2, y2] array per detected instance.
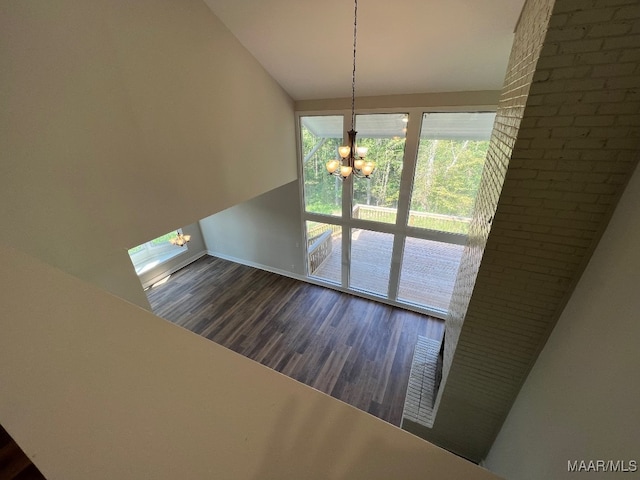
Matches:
[[142, 251, 207, 289], [205, 250, 308, 282], [205, 250, 446, 320]]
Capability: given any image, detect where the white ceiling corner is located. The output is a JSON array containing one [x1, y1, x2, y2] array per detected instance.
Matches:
[[202, 0, 526, 101]]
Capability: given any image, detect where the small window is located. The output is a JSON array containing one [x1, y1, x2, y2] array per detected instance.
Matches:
[[128, 230, 187, 275]]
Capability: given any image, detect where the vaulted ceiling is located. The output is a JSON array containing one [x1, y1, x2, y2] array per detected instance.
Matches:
[[202, 0, 527, 100]]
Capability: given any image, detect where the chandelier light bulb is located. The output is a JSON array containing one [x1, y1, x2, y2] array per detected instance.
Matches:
[[170, 231, 191, 247], [338, 146, 351, 159], [326, 159, 340, 173], [362, 162, 375, 176], [340, 165, 353, 178]]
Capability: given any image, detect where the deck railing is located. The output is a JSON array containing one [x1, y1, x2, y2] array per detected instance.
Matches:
[[308, 230, 333, 274], [353, 204, 471, 235], [307, 223, 341, 248], [306, 205, 470, 275]]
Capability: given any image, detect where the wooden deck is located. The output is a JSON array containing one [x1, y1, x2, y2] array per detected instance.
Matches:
[[312, 229, 464, 311]]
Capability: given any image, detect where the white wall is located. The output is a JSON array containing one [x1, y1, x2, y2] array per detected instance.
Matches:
[[0, 0, 296, 308], [200, 180, 305, 276], [0, 243, 501, 480], [484, 164, 640, 479]]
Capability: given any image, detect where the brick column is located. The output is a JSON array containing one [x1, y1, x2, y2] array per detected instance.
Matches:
[[404, 0, 640, 462]]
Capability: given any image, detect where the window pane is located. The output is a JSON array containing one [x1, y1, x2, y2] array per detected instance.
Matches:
[[409, 112, 495, 234], [149, 231, 178, 246], [349, 228, 393, 296], [128, 229, 187, 275], [300, 116, 343, 216], [397, 237, 464, 311], [352, 113, 407, 225], [307, 221, 341, 283]]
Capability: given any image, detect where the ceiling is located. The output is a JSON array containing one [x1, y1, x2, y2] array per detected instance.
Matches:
[[202, 0, 526, 101]]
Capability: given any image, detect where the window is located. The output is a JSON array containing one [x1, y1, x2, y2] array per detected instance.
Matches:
[[352, 113, 407, 225], [350, 228, 393, 296], [306, 221, 341, 284], [409, 112, 494, 234], [128, 230, 188, 275], [298, 110, 495, 316], [300, 116, 343, 216], [397, 236, 465, 310]]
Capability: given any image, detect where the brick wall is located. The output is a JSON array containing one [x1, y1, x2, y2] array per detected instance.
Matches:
[[404, 0, 640, 462]]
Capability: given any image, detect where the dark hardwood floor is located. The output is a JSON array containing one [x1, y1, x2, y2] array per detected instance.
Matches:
[[0, 425, 46, 480], [146, 255, 444, 426]]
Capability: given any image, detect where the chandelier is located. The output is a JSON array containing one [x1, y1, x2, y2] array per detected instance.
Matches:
[[169, 231, 191, 247], [326, 0, 375, 180]]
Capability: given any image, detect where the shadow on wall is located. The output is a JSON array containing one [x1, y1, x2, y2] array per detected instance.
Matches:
[[250, 396, 492, 480]]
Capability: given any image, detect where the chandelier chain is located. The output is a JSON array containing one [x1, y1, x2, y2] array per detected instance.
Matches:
[[325, 0, 375, 180], [351, 0, 358, 130]]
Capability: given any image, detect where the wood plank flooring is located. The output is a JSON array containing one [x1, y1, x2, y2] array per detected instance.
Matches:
[[0, 425, 46, 480], [146, 255, 444, 426]]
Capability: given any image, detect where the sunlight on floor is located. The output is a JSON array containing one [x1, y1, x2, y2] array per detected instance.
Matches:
[[150, 275, 171, 288]]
